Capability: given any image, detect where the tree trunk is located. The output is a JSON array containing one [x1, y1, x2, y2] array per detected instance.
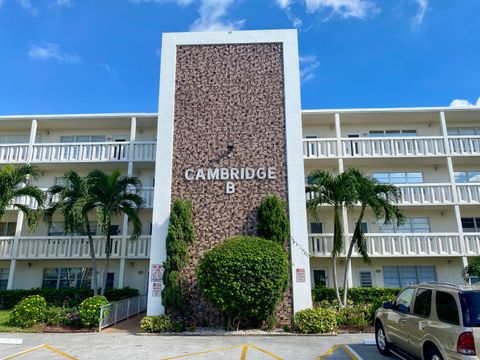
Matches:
[[85, 215, 98, 296], [332, 256, 342, 306], [100, 233, 111, 296], [342, 205, 366, 305]]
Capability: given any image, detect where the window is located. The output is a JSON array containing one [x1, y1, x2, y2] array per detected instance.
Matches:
[[60, 135, 106, 143], [454, 171, 480, 183], [448, 127, 480, 136], [461, 218, 480, 233], [305, 135, 319, 157], [373, 172, 423, 184], [359, 270, 373, 288], [413, 288, 432, 317], [310, 222, 323, 233], [312, 269, 327, 287], [394, 288, 415, 313], [0, 222, 16, 236], [436, 291, 460, 325], [369, 130, 417, 137], [460, 291, 480, 327], [48, 222, 65, 236], [0, 135, 29, 144], [0, 268, 9, 289], [106, 273, 115, 289], [42, 268, 92, 289], [379, 217, 430, 233], [383, 266, 437, 288]]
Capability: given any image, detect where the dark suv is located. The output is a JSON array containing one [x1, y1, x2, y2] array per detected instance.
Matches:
[[375, 283, 480, 360]]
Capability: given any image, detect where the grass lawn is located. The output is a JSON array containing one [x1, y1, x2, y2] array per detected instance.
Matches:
[[0, 310, 40, 333]]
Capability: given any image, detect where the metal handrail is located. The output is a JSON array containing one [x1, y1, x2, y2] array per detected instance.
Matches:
[[99, 294, 147, 331]]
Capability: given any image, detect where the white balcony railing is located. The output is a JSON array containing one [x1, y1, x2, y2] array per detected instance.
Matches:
[[342, 137, 446, 157], [449, 136, 480, 156], [31, 142, 130, 162], [0, 237, 14, 258], [125, 236, 150, 258], [138, 187, 154, 208], [303, 138, 337, 158], [307, 184, 454, 206], [0, 144, 29, 163], [457, 184, 480, 204], [133, 142, 156, 161], [397, 184, 454, 205], [16, 236, 123, 259], [464, 234, 480, 255], [309, 233, 463, 257]]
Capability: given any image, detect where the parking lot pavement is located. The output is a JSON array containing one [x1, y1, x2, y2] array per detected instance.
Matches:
[[0, 333, 401, 360]]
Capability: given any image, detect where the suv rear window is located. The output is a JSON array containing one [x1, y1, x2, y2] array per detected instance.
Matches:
[[436, 291, 460, 325], [413, 288, 432, 317], [460, 291, 480, 327]]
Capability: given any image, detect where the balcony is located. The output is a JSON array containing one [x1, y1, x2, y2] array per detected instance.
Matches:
[[306, 184, 454, 206], [457, 184, 480, 204], [138, 187, 154, 208], [449, 136, 480, 156], [0, 141, 156, 164], [309, 233, 463, 257], [0, 235, 151, 260], [303, 138, 337, 158], [342, 137, 446, 158], [464, 234, 480, 255]]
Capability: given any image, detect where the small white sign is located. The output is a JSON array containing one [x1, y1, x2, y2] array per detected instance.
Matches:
[[296, 268, 305, 283], [152, 282, 162, 297], [151, 264, 164, 282]]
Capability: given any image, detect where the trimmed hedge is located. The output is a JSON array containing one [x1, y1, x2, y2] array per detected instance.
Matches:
[[140, 315, 173, 333], [294, 308, 337, 334], [198, 236, 289, 329], [0, 287, 139, 310], [312, 286, 401, 303]]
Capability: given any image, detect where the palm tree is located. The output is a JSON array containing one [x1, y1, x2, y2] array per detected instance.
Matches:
[[0, 165, 45, 231], [305, 170, 356, 306], [83, 170, 144, 296], [44, 171, 100, 295], [341, 168, 405, 305]]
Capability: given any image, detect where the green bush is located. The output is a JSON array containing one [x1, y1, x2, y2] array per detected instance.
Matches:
[[337, 304, 370, 329], [293, 308, 337, 334], [312, 286, 401, 304], [140, 315, 173, 333], [162, 198, 195, 316], [0, 287, 139, 310], [9, 295, 47, 327], [197, 236, 289, 329], [45, 307, 68, 326], [257, 195, 290, 246], [79, 295, 109, 328], [463, 257, 480, 281]]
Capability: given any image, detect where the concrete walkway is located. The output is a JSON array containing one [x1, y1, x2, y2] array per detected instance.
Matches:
[[101, 313, 145, 334]]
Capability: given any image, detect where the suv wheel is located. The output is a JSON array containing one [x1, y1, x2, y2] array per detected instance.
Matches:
[[375, 322, 391, 356], [426, 346, 443, 360]]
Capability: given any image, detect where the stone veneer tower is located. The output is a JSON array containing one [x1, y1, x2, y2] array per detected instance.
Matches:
[[148, 29, 312, 323]]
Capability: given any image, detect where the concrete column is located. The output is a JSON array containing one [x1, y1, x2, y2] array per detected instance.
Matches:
[[27, 119, 37, 163], [7, 212, 24, 289]]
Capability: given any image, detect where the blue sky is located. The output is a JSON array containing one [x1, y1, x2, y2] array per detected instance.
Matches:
[[0, 0, 479, 115]]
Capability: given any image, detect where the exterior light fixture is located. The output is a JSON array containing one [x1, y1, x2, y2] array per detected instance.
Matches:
[[227, 143, 234, 158]]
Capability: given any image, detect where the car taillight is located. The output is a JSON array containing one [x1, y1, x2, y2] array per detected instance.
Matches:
[[457, 331, 476, 355]]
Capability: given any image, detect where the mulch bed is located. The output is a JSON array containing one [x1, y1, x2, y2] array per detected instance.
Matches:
[[41, 324, 93, 333]]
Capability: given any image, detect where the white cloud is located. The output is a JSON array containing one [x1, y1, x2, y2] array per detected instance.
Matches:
[[18, 0, 40, 16], [28, 43, 80, 63], [299, 54, 320, 83], [189, 0, 244, 32], [129, 0, 193, 5], [411, 0, 428, 26], [54, 0, 73, 7], [99, 63, 120, 83], [450, 98, 480, 108], [275, 0, 291, 9], [305, 0, 378, 19]]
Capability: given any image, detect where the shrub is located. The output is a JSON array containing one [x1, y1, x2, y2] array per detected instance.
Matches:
[[197, 236, 289, 329], [463, 257, 480, 282], [294, 308, 337, 334], [140, 315, 173, 333], [312, 286, 401, 304], [45, 307, 65, 326], [0, 287, 139, 310], [9, 295, 47, 327], [162, 198, 195, 316], [257, 195, 290, 246], [337, 304, 370, 329], [367, 295, 397, 323], [79, 295, 109, 328]]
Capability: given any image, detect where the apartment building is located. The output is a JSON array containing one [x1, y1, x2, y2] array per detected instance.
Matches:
[[0, 30, 479, 318], [1, 107, 478, 294]]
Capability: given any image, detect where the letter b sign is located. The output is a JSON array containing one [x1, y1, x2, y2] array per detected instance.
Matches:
[[225, 181, 235, 194]]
